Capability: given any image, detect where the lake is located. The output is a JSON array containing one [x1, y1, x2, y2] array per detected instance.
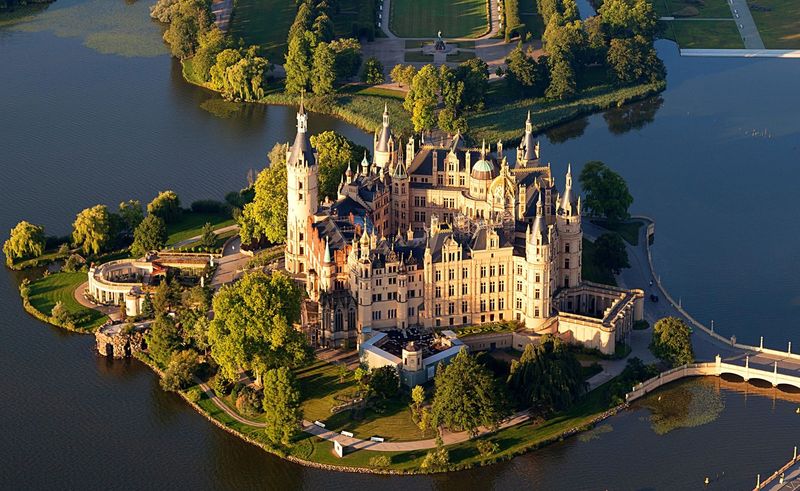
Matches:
[[1, 0, 799, 489]]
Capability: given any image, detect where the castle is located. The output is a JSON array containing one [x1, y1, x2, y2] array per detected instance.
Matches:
[[285, 102, 643, 360]]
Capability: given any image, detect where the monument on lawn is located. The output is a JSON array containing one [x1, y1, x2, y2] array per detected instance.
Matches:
[[434, 30, 446, 51]]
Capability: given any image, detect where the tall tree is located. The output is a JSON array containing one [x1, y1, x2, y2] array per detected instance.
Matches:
[[311, 41, 336, 96], [146, 314, 183, 366], [546, 57, 577, 100], [505, 44, 547, 96], [361, 57, 385, 85], [390, 64, 417, 88], [193, 26, 228, 81], [369, 366, 399, 400], [594, 232, 630, 274], [404, 64, 440, 133], [309, 131, 369, 200], [578, 160, 633, 223], [238, 143, 289, 245], [507, 336, 586, 413], [208, 271, 310, 383], [3, 221, 45, 265], [262, 367, 303, 445], [147, 190, 182, 223], [72, 205, 111, 255], [118, 200, 144, 234], [329, 38, 362, 81], [284, 31, 315, 95], [430, 349, 509, 436], [131, 215, 168, 256], [651, 317, 694, 367], [199, 222, 216, 249], [607, 35, 664, 84]]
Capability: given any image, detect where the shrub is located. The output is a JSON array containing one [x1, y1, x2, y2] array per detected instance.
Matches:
[[369, 455, 391, 468], [51, 301, 73, 325], [236, 386, 264, 416], [421, 446, 449, 470], [160, 350, 200, 392], [477, 439, 500, 458], [212, 373, 233, 396]]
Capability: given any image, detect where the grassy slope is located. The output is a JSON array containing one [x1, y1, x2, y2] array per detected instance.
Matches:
[[229, 0, 296, 62], [748, 0, 800, 49], [28, 272, 108, 330], [390, 0, 489, 38], [468, 80, 666, 144], [165, 212, 236, 246]]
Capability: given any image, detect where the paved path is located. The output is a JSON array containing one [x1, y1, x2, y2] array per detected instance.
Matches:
[[209, 236, 251, 289], [170, 224, 239, 250], [680, 49, 800, 58], [74, 281, 121, 321], [727, 0, 765, 49]]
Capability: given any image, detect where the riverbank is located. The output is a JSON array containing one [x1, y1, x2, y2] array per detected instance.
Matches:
[[180, 58, 665, 144]]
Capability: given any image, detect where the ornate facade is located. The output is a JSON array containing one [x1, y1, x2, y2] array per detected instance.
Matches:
[[286, 105, 643, 354]]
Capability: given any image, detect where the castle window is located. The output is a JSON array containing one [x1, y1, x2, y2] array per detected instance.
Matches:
[[534, 307, 540, 317], [448, 176, 454, 186], [409, 290, 415, 298], [448, 302, 455, 315], [462, 284, 468, 295], [437, 175, 443, 185], [435, 270, 441, 281], [535, 273, 541, 283], [565, 258, 570, 269], [388, 309, 396, 319], [480, 266, 486, 278], [499, 281, 505, 293], [535, 289, 540, 300], [334, 310, 343, 332], [480, 300, 486, 312], [489, 282, 495, 293], [408, 307, 415, 316], [480, 283, 486, 294], [564, 275, 570, 288], [435, 287, 442, 298], [499, 265, 505, 275], [489, 299, 496, 310], [299, 233, 304, 241], [448, 285, 454, 297], [565, 242, 571, 253], [298, 182, 303, 190], [435, 304, 442, 316], [499, 299, 505, 310], [448, 269, 455, 280], [516, 298, 523, 309], [459, 176, 465, 186], [517, 265, 523, 275], [462, 301, 468, 313], [490, 265, 496, 277], [436, 319, 441, 327], [462, 267, 468, 279], [516, 281, 522, 292]]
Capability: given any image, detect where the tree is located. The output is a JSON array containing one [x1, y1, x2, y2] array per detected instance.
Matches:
[[651, 317, 694, 368], [390, 64, 417, 88], [284, 30, 314, 95], [153, 278, 182, 315], [193, 26, 227, 81], [161, 0, 211, 59], [353, 365, 370, 394], [199, 222, 215, 249], [72, 205, 111, 255], [361, 57, 384, 85], [161, 350, 199, 391], [546, 57, 577, 100], [369, 366, 399, 400], [146, 315, 182, 366], [239, 143, 289, 245], [51, 301, 73, 325], [607, 35, 664, 84], [147, 190, 181, 223], [209, 271, 310, 383], [506, 44, 548, 97], [311, 41, 336, 96], [421, 445, 449, 470], [309, 131, 369, 200], [455, 58, 489, 110], [507, 336, 586, 414], [594, 233, 630, 274], [411, 385, 425, 413], [131, 215, 168, 256], [118, 200, 144, 233], [430, 349, 509, 436], [141, 292, 155, 318], [262, 367, 303, 445], [3, 221, 45, 265], [579, 160, 633, 223], [210, 48, 243, 92], [312, 12, 335, 43], [329, 38, 362, 81], [599, 0, 657, 40]]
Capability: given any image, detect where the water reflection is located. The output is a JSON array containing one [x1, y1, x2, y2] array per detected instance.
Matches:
[[603, 96, 664, 135], [544, 116, 589, 144]]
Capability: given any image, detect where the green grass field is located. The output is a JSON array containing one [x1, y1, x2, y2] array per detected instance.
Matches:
[[653, 0, 733, 18], [748, 0, 800, 48], [390, 0, 489, 38], [27, 272, 108, 330], [166, 212, 236, 246], [666, 19, 744, 48], [229, 0, 296, 61], [446, 50, 477, 62], [404, 50, 435, 62]]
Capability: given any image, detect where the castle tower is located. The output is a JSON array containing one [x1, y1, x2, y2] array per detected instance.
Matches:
[[391, 156, 410, 235], [285, 98, 319, 275], [402, 342, 422, 372], [556, 164, 582, 289], [517, 111, 540, 167], [524, 193, 553, 329], [356, 231, 373, 330], [374, 103, 394, 170], [397, 256, 409, 329]]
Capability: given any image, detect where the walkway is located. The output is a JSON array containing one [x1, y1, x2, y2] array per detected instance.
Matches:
[[728, 0, 765, 49], [169, 224, 239, 250], [681, 49, 800, 58], [73, 281, 121, 321]]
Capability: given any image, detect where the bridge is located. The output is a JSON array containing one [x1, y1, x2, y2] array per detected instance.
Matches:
[[626, 355, 800, 403]]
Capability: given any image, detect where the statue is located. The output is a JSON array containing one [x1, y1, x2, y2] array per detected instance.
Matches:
[[434, 30, 446, 51]]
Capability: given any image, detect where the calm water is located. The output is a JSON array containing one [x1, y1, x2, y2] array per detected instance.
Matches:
[[1, 1, 800, 489]]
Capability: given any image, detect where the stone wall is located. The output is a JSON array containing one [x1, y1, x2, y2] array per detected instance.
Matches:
[[95, 325, 148, 358]]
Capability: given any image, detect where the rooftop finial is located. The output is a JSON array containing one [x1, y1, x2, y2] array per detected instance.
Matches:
[[296, 91, 308, 134]]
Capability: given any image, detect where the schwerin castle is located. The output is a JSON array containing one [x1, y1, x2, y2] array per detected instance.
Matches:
[[284, 102, 643, 360]]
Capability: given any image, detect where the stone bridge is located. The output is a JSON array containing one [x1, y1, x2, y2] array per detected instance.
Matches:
[[626, 355, 800, 403]]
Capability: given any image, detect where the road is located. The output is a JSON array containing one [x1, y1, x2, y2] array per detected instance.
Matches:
[[727, 0, 765, 50]]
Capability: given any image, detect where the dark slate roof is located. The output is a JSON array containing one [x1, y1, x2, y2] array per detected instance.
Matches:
[[376, 125, 391, 153], [287, 130, 316, 167]]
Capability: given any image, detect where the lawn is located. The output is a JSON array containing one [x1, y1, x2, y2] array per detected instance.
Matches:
[[166, 211, 236, 246], [582, 238, 617, 286], [295, 360, 431, 441], [390, 0, 489, 38], [666, 19, 744, 48], [653, 0, 733, 18], [27, 272, 108, 330], [404, 50, 434, 62], [446, 50, 477, 62], [340, 85, 407, 99], [468, 80, 666, 144], [591, 219, 642, 246], [229, 0, 296, 61], [748, 0, 800, 49]]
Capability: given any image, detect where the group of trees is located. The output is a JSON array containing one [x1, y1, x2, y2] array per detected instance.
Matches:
[[579, 160, 633, 224], [397, 59, 489, 133], [151, 0, 273, 102], [284, 0, 363, 96], [237, 132, 367, 246], [503, 0, 663, 101], [3, 221, 45, 266]]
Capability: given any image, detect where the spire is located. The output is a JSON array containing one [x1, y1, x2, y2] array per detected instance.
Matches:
[[532, 193, 547, 243], [324, 237, 332, 264], [481, 139, 486, 159], [288, 93, 315, 167], [383, 103, 389, 127], [361, 151, 369, 175], [560, 164, 576, 213], [525, 110, 532, 134], [297, 92, 307, 134]]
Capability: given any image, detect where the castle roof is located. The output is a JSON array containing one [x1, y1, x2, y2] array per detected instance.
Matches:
[[471, 158, 496, 180], [287, 101, 315, 167]]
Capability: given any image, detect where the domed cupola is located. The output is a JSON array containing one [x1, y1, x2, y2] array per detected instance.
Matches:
[[470, 140, 497, 181]]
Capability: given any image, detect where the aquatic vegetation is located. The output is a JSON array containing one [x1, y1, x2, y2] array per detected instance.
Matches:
[[640, 378, 724, 435], [577, 423, 613, 442]]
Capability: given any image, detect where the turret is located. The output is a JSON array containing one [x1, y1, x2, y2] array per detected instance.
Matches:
[[517, 111, 540, 167], [285, 96, 319, 276], [374, 103, 393, 169], [361, 151, 370, 176], [556, 164, 582, 289]]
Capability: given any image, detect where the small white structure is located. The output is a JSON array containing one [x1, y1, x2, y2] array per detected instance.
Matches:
[[333, 440, 345, 458]]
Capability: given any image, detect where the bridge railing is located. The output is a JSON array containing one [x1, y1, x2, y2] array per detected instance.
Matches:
[[625, 362, 717, 403], [629, 215, 800, 363]]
